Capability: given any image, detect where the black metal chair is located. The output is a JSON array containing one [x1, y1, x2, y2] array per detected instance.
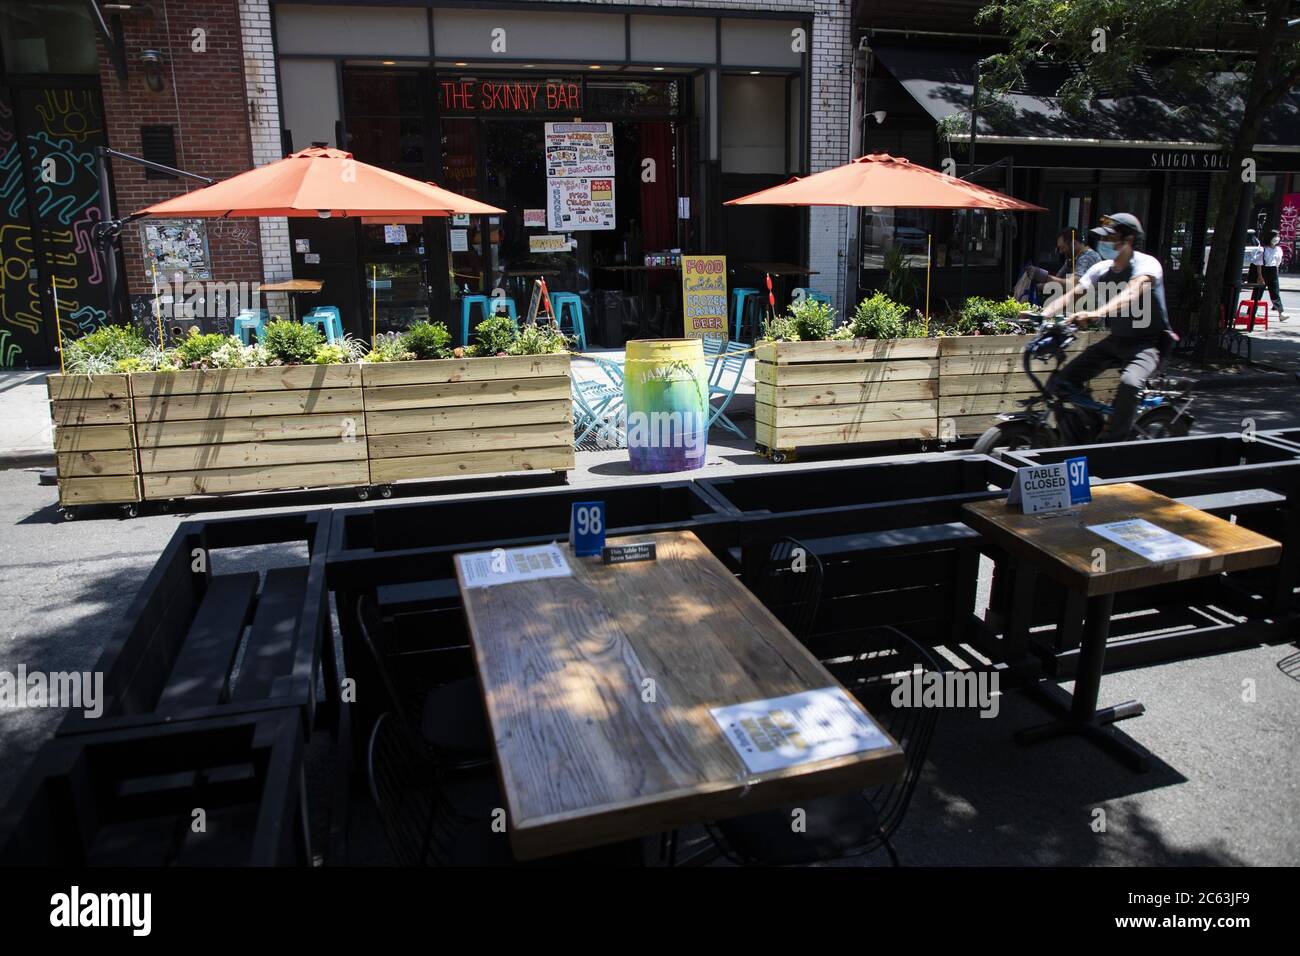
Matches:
[[706, 626, 941, 866], [354, 593, 492, 769], [743, 536, 825, 641], [366, 711, 514, 866]]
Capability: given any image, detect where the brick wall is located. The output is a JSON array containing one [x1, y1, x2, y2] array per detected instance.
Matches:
[[98, 0, 262, 296]]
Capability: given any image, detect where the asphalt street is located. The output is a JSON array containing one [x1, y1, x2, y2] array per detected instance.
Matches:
[[1, 381, 1298, 862]]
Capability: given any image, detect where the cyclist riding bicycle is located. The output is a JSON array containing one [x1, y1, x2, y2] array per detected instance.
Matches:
[[1039, 213, 1172, 442]]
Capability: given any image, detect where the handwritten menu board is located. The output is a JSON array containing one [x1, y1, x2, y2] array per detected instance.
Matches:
[[681, 254, 728, 338], [545, 122, 615, 231]]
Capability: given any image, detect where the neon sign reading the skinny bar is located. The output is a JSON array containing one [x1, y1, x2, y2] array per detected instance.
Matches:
[[439, 79, 582, 113]]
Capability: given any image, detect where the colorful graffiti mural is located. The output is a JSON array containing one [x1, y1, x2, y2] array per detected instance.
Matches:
[[0, 86, 112, 367]]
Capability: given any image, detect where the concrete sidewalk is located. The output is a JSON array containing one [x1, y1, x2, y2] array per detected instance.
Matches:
[[0, 369, 54, 468]]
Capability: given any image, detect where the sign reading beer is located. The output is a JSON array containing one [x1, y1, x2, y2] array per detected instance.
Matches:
[[681, 255, 727, 339], [439, 78, 581, 114]]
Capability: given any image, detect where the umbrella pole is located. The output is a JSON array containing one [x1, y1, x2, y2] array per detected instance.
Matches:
[[151, 260, 163, 347], [371, 265, 378, 348], [51, 277, 65, 375], [925, 234, 932, 326]]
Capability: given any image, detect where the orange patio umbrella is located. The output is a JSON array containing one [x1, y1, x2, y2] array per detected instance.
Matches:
[[726, 153, 1045, 322], [134, 146, 503, 345], [134, 146, 504, 219], [725, 152, 1045, 211]]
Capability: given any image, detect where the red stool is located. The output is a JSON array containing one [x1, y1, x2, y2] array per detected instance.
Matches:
[[1235, 300, 1269, 331]]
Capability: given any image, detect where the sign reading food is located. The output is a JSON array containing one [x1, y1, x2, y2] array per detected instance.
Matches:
[[680, 255, 727, 339], [545, 122, 615, 231]]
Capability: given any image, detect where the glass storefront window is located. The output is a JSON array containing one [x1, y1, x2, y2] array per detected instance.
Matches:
[[585, 79, 682, 116], [0, 1, 98, 74], [861, 208, 1003, 269], [343, 72, 423, 116], [346, 116, 424, 169]]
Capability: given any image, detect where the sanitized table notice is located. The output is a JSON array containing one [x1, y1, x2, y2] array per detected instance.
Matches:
[[1087, 518, 1212, 563], [457, 543, 573, 589], [711, 687, 893, 774]]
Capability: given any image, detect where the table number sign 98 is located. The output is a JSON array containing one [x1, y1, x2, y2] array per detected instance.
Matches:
[[1007, 456, 1091, 514], [569, 501, 606, 557]]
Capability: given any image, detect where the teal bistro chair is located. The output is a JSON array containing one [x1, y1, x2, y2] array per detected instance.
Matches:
[[303, 306, 344, 343], [234, 308, 269, 345], [460, 294, 518, 347], [730, 287, 762, 341], [550, 292, 588, 351], [708, 339, 748, 438]]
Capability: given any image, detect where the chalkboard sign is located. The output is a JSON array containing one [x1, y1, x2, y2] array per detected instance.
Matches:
[[526, 279, 550, 326]]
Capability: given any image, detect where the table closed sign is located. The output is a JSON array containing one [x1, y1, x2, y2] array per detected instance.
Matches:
[[1006, 457, 1091, 514], [569, 501, 606, 557]]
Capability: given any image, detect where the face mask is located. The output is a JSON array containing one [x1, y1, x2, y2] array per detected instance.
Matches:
[[1272, 238, 1281, 246], [1097, 241, 1118, 259]]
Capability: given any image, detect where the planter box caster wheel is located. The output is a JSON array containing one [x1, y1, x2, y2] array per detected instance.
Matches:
[[379, 484, 394, 499], [60, 507, 77, 522], [159, 498, 176, 513], [755, 443, 770, 458], [356, 486, 371, 501], [770, 449, 795, 464], [120, 503, 139, 518]]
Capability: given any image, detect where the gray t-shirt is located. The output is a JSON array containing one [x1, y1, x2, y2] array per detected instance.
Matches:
[[1056, 246, 1102, 279], [1078, 250, 1168, 340]]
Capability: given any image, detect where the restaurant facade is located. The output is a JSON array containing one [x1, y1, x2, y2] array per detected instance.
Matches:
[[266, 0, 853, 342], [851, 1, 1300, 318]]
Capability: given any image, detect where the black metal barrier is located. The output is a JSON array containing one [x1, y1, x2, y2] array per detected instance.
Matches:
[[0, 710, 307, 866], [698, 457, 1019, 666], [0, 511, 342, 867]]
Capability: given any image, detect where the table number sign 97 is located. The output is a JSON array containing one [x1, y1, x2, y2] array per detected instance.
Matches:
[[569, 501, 606, 557], [1007, 456, 1091, 514]]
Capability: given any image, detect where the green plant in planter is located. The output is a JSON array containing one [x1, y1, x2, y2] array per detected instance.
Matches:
[[850, 292, 910, 339], [883, 243, 921, 307], [957, 296, 1023, 335], [363, 331, 415, 363], [400, 320, 452, 360], [63, 324, 151, 374], [786, 298, 836, 341], [312, 343, 350, 365], [473, 315, 518, 356], [760, 312, 800, 342], [261, 319, 323, 365], [171, 331, 232, 368], [510, 323, 570, 355]]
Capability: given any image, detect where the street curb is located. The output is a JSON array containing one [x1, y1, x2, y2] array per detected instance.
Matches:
[[0, 449, 55, 469]]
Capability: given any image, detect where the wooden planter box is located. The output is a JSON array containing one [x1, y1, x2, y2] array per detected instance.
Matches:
[[938, 330, 1117, 437], [754, 338, 941, 459], [361, 353, 574, 484], [756, 332, 1122, 458], [47, 373, 140, 508], [132, 364, 369, 500]]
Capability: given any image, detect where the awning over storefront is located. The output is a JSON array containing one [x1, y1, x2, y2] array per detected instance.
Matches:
[[870, 41, 1300, 152]]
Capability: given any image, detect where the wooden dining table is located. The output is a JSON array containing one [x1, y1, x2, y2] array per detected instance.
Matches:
[[453, 529, 903, 860], [963, 482, 1281, 770]]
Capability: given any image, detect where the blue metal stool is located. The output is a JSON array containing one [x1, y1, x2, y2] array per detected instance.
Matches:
[[234, 309, 269, 345], [730, 287, 762, 340], [461, 294, 518, 346], [550, 292, 588, 351], [303, 306, 344, 343], [792, 287, 832, 307]]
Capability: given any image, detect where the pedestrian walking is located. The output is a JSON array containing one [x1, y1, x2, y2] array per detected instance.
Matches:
[[1263, 229, 1288, 321]]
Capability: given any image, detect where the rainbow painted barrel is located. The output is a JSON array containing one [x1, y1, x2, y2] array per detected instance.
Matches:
[[624, 338, 709, 473]]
